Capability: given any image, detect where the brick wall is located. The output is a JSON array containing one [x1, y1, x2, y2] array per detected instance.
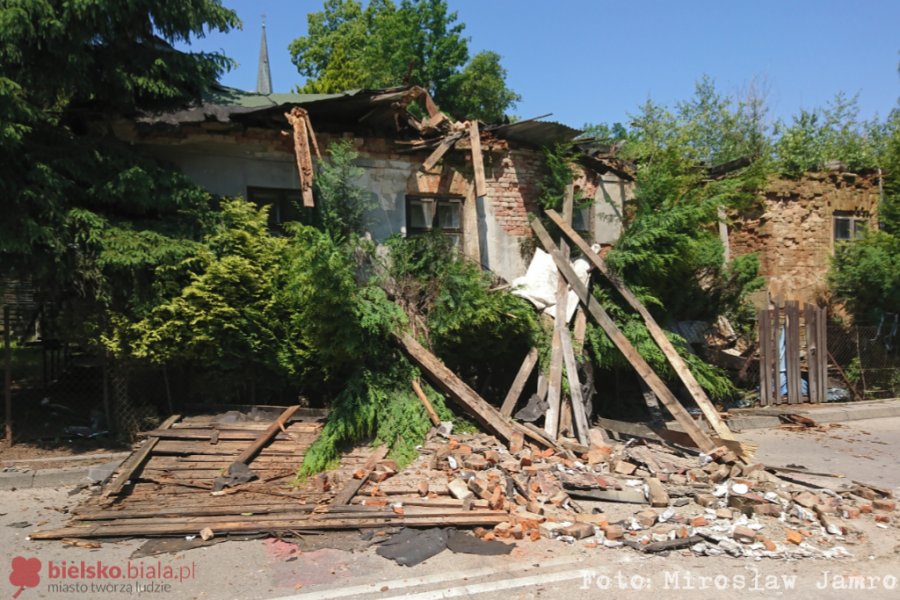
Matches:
[[484, 149, 544, 237], [730, 172, 880, 305]]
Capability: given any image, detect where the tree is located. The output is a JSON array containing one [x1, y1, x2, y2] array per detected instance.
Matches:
[[289, 0, 519, 121], [0, 1, 239, 349]]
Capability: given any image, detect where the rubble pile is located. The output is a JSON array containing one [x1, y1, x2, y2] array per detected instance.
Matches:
[[353, 429, 897, 560]]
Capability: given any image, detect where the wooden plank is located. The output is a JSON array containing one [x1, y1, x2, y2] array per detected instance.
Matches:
[[412, 379, 441, 426], [544, 329, 563, 437], [395, 332, 515, 443], [139, 429, 302, 441], [818, 306, 828, 403], [786, 301, 801, 404], [559, 327, 590, 446], [531, 218, 721, 455], [421, 132, 464, 171], [772, 299, 782, 405], [758, 309, 770, 406], [102, 414, 180, 498], [546, 185, 574, 439], [31, 512, 510, 539], [332, 445, 389, 505], [547, 210, 735, 441], [573, 308, 587, 353], [805, 304, 819, 404], [546, 211, 737, 442], [469, 120, 487, 197], [285, 108, 315, 207], [500, 348, 539, 417]]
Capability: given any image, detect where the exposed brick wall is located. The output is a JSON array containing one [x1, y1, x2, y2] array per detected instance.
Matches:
[[730, 172, 880, 305], [484, 149, 544, 237]]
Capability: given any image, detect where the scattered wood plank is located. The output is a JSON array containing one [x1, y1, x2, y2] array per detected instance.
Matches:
[[547, 210, 736, 442], [231, 406, 301, 468], [102, 414, 180, 498], [412, 379, 441, 426], [530, 218, 721, 456], [332, 445, 389, 505], [501, 348, 539, 417], [395, 332, 515, 444]]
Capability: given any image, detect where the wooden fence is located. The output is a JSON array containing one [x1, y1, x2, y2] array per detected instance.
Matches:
[[758, 300, 827, 405]]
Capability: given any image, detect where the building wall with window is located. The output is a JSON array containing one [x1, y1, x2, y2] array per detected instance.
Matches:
[[131, 126, 632, 284], [729, 172, 881, 305]]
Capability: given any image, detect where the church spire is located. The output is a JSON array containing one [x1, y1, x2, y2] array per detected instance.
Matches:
[[256, 17, 272, 95]]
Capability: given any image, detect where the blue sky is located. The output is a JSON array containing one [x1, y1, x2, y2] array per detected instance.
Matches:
[[180, 0, 900, 129]]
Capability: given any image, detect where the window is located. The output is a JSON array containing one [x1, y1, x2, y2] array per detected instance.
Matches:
[[406, 194, 463, 247], [833, 212, 868, 242], [247, 187, 316, 232]]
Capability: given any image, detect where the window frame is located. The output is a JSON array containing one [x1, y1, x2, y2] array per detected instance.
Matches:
[[246, 186, 315, 232], [405, 193, 465, 245], [833, 211, 868, 244]]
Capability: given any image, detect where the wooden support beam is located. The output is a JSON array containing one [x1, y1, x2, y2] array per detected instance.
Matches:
[[469, 120, 487, 197], [559, 327, 590, 446], [332, 445, 389, 505], [530, 218, 720, 455], [785, 300, 802, 404], [544, 329, 563, 438], [500, 348, 539, 417], [546, 210, 736, 441], [395, 332, 515, 444], [285, 107, 315, 207], [412, 379, 441, 426], [421, 132, 464, 171], [102, 414, 180, 498]]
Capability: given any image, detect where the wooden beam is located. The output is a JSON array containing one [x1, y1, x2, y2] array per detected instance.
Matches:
[[285, 107, 315, 207], [559, 327, 590, 446], [102, 414, 180, 498], [230, 405, 301, 467], [546, 210, 736, 441], [412, 379, 441, 426], [544, 329, 563, 438], [332, 445, 389, 505], [500, 348, 539, 417], [785, 300, 801, 404], [421, 132, 464, 171], [395, 332, 515, 444], [530, 218, 720, 455], [469, 121, 487, 197]]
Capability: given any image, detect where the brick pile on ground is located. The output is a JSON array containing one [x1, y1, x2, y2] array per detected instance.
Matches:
[[353, 429, 897, 559]]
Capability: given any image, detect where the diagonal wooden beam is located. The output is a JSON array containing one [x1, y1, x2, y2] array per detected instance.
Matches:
[[546, 209, 736, 441], [530, 217, 720, 455], [500, 348, 539, 417]]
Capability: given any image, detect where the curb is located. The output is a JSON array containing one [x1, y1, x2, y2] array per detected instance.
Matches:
[[0, 455, 128, 491], [727, 398, 900, 431]]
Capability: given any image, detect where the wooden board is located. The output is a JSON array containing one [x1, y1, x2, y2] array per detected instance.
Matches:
[[102, 414, 180, 498], [559, 327, 590, 446], [395, 332, 515, 444], [500, 348, 539, 417], [785, 301, 801, 404], [469, 121, 487, 197]]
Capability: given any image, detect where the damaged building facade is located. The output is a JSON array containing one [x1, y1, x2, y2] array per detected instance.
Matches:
[[728, 171, 881, 306], [114, 86, 633, 283]]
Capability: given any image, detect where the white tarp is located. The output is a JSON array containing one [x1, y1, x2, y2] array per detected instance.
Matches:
[[511, 248, 592, 324]]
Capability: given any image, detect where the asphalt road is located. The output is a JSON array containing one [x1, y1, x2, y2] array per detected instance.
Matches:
[[1, 417, 898, 600]]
